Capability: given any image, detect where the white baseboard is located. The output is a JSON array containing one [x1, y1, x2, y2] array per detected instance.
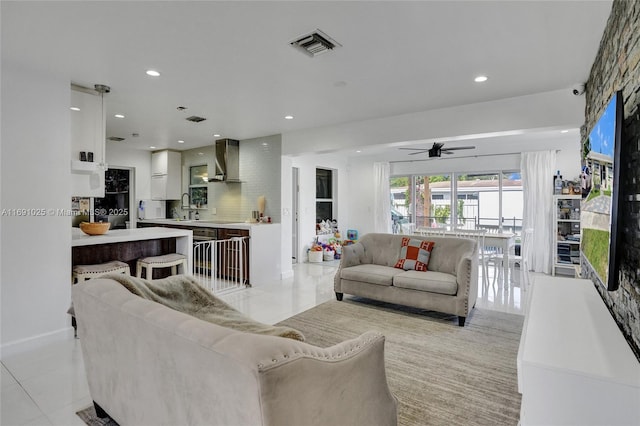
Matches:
[[0, 326, 74, 360]]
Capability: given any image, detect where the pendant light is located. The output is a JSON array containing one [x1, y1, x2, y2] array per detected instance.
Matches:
[[94, 84, 110, 172]]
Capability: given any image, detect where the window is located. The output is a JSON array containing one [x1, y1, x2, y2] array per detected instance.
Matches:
[[389, 170, 522, 234], [414, 174, 452, 227], [316, 168, 335, 223], [189, 165, 208, 208]]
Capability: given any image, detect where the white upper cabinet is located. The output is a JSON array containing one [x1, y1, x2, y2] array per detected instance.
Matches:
[[151, 150, 169, 175], [70, 87, 105, 197], [150, 150, 181, 200]]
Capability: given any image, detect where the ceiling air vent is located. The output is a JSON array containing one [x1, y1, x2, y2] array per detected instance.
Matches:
[[186, 115, 206, 123], [290, 29, 341, 57], [107, 136, 125, 142]]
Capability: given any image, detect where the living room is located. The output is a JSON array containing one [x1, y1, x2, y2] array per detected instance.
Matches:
[[2, 1, 640, 425]]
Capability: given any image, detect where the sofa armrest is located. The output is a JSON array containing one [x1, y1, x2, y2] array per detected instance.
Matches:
[[341, 242, 365, 268], [455, 248, 478, 311], [257, 331, 398, 426], [334, 242, 366, 292]]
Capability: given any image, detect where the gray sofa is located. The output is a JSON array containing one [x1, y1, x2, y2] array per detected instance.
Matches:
[[334, 233, 478, 326], [73, 278, 398, 426]]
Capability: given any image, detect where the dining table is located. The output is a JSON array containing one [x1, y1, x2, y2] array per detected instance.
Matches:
[[415, 228, 516, 284]]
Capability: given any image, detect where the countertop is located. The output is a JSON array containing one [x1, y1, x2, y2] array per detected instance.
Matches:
[[137, 218, 275, 230], [72, 226, 192, 247]]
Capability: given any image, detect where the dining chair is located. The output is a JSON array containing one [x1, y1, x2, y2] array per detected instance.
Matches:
[[452, 228, 493, 287], [414, 227, 446, 237], [492, 228, 533, 288]]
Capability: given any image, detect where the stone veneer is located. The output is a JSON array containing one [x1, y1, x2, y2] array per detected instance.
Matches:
[[581, 0, 640, 359]]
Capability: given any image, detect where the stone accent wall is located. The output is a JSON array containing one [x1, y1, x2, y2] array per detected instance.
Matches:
[[581, 0, 640, 359]]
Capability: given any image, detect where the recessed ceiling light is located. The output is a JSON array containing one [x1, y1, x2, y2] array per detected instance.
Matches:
[[149, 146, 156, 149], [177, 140, 185, 144], [146, 70, 160, 77], [213, 134, 221, 137], [474, 75, 488, 83], [560, 130, 569, 133], [198, 152, 204, 156], [284, 115, 294, 120], [70, 107, 80, 111], [356, 150, 362, 153], [114, 114, 125, 119]]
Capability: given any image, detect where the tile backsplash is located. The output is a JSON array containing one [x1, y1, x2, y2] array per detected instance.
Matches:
[[177, 134, 281, 222]]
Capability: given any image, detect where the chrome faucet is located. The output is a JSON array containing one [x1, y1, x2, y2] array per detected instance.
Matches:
[[181, 193, 194, 220]]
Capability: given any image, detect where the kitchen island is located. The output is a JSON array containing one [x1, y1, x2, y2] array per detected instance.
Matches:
[[137, 219, 280, 286], [72, 227, 193, 279]]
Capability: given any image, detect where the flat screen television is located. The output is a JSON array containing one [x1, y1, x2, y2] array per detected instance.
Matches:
[[580, 90, 623, 291]]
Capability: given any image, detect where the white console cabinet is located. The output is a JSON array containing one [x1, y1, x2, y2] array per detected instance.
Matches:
[[517, 275, 640, 425]]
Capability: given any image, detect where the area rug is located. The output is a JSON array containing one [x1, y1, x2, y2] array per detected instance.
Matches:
[[277, 298, 523, 426], [78, 298, 523, 426], [76, 405, 119, 425]]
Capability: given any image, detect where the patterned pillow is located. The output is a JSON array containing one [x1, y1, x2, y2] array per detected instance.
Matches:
[[394, 237, 435, 271]]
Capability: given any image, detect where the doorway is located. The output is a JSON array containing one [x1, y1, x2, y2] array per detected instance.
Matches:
[[292, 167, 300, 263]]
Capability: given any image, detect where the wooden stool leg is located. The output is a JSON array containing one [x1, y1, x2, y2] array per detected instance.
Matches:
[[136, 263, 142, 278]]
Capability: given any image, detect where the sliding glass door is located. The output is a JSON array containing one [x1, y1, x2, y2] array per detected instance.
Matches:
[[390, 170, 522, 234]]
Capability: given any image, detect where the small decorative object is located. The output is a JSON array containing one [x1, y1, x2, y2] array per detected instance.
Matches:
[[79, 151, 87, 161], [79, 221, 110, 236], [87, 151, 94, 162], [309, 244, 323, 263], [347, 229, 358, 240]]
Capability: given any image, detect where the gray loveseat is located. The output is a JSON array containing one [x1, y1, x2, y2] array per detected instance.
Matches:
[[73, 278, 398, 426], [334, 233, 478, 326]]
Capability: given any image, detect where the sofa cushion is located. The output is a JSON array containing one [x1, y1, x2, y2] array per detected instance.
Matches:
[[340, 264, 404, 286], [394, 237, 435, 271], [393, 270, 458, 295]]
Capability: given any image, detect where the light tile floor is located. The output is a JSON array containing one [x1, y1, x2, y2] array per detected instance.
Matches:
[[0, 260, 528, 425]]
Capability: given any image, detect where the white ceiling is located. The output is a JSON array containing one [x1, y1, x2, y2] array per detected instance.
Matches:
[[2, 1, 612, 156]]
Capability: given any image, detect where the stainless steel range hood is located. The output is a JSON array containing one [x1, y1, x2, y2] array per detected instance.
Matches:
[[209, 138, 241, 183]]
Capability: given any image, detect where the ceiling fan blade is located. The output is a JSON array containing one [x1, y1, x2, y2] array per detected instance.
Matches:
[[441, 146, 476, 151], [408, 150, 429, 155], [399, 147, 429, 151]]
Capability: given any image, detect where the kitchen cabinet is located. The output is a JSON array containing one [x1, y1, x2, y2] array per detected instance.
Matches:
[[151, 150, 181, 200], [70, 86, 105, 197], [553, 195, 581, 276]]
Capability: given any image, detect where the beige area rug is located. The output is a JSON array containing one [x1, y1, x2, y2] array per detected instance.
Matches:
[[78, 298, 523, 426], [277, 298, 523, 426]]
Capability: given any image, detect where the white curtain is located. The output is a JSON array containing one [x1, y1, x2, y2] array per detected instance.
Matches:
[[521, 150, 556, 274], [373, 162, 392, 234]]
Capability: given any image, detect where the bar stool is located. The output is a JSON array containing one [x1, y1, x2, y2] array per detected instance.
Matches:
[[136, 253, 188, 280], [72, 260, 131, 283], [70, 260, 131, 337]]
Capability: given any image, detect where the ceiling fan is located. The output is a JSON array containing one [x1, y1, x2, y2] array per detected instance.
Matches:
[[399, 142, 476, 158]]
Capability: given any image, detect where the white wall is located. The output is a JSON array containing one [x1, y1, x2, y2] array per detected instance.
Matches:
[[106, 144, 152, 200], [1, 63, 72, 357], [286, 153, 349, 262]]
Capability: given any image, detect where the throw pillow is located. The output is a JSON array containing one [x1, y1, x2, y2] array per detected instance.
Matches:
[[394, 237, 435, 271]]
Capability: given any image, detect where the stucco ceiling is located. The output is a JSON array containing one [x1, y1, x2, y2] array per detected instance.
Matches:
[[1, 1, 613, 155]]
